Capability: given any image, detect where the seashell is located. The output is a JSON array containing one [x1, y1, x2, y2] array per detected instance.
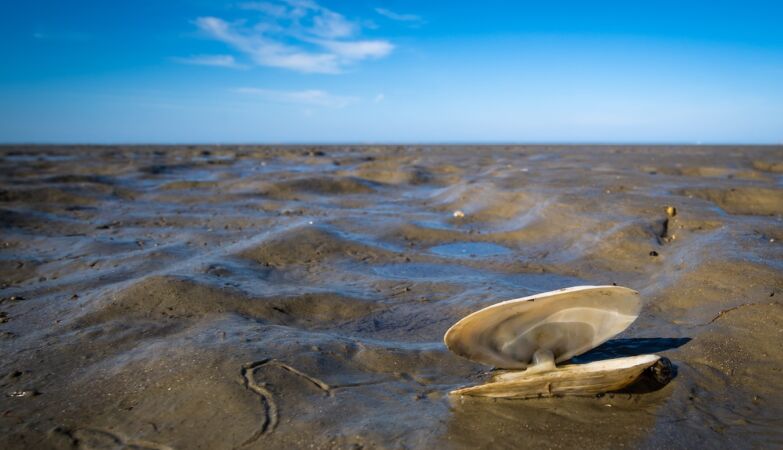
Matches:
[[451, 354, 664, 398], [445, 285, 641, 369], [444, 285, 671, 398]]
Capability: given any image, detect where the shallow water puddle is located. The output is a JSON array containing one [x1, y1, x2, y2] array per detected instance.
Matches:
[[428, 242, 513, 258], [373, 263, 482, 280]]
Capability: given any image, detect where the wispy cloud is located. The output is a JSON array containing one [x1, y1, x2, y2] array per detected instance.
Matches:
[[238, 1, 288, 17], [314, 39, 392, 60], [190, 1, 393, 74], [172, 54, 246, 69], [235, 87, 358, 108], [374, 8, 425, 25]]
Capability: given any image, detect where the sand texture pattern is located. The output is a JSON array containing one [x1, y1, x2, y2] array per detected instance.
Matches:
[[1, 145, 782, 449]]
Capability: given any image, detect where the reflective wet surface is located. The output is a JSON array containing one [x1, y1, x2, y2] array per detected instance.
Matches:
[[0, 145, 782, 449]]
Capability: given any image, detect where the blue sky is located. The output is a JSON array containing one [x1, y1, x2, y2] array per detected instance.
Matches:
[[1, 0, 782, 143]]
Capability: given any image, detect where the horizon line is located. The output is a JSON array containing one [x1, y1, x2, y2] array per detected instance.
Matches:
[[2, 141, 782, 147]]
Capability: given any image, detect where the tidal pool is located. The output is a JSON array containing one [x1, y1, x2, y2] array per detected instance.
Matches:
[[428, 242, 513, 258]]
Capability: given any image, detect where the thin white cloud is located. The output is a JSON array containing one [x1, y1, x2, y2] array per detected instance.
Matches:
[[374, 7, 424, 25], [172, 54, 246, 69], [189, 1, 393, 73], [239, 1, 288, 17], [195, 16, 341, 73], [309, 8, 357, 39], [235, 87, 358, 108], [374, 93, 385, 103], [315, 39, 392, 60]]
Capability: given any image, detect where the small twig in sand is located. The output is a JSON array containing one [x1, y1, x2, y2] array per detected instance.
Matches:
[[240, 360, 279, 445], [239, 359, 333, 445], [271, 361, 332, 395], [707, 301, 781, 324]]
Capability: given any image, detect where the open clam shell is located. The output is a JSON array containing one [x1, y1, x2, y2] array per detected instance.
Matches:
[[444, 285, 641, 369], [451, 354, 663, 398]]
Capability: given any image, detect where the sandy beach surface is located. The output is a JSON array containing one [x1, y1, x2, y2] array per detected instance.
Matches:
[[1, 145, 781, 449]]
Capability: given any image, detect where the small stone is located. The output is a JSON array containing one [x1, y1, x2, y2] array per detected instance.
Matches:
[[666, 206, 677, 217], [453, 210, 465, 218], [649, 251, 659, 257], [7, 390, 39, 398], [70, 294, 79, 301]]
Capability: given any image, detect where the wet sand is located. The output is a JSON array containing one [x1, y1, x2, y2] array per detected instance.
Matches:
[[0, 145, 781, 449]]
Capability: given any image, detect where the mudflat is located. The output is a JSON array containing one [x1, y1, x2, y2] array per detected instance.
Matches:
[[0, 145, 781, 449]]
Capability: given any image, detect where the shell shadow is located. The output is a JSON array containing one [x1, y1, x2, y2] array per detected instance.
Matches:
[[570, 337, 691, 363], [570, 337, 691, 394]]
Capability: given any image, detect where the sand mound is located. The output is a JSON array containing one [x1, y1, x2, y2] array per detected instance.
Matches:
[[651, 166, 735, 178], [0, 187, 101, 206], [564, 221, 663, 274], [752, 160, 783, 173], [239, 225, 397, 267], [159, 180, 220, 190], [77, 275, 380, 328], [426, 182, 540, 222], [680, 187, 783, 215], [645, 258, 782, 325], [347, 158, 435, 185], [262, 176, 380, 199], [381, 222, 466, 245], [139, 162, 199, 175]]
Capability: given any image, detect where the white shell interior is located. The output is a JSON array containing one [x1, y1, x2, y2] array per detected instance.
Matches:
[[444, 285, 641, 369]]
